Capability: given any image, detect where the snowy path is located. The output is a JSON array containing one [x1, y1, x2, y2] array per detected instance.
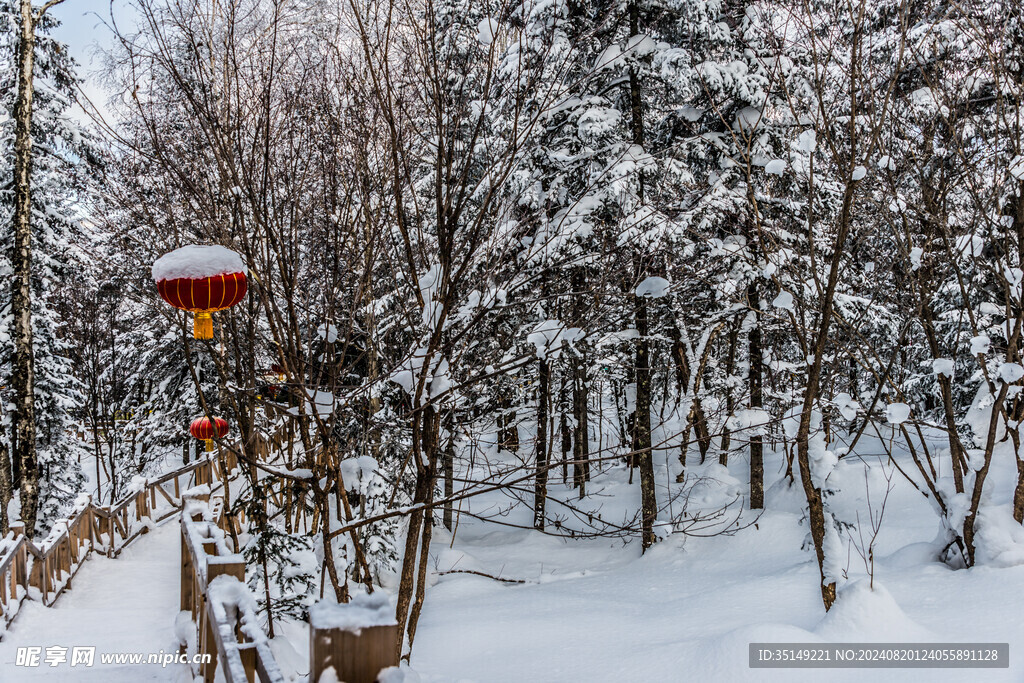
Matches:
[[0, 520, 188, 682]]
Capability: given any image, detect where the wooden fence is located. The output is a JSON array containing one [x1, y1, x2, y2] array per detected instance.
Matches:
[[179, 492, 283, 683], [0, 450, 233, 637], [0, 422, 398, 683]]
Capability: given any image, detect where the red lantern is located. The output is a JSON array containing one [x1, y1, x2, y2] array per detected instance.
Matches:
[[153, 245, 248, 339], [190, 416, 229, 452]]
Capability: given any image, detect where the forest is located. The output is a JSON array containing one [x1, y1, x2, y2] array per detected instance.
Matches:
[[0, 0, 1023, 680]]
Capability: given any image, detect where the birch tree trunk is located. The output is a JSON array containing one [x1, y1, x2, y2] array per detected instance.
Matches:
[[12, 0, 39, 538]]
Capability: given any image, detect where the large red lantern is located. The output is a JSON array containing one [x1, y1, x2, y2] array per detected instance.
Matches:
[[190, 416, 229, 452], [153, 245, 247, 339]]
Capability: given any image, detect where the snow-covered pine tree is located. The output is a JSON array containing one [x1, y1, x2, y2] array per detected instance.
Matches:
[[0, 0, 101, 535]]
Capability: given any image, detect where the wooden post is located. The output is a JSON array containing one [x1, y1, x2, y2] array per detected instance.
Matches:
[[8, 524, 23, 605], [16, 542, 27, 598], [86, 506, 95, 552], [36, 554, 48, 604], [309, 597, 399, 683], [204, 551, 245, 683], [62, 536, 71, 591], [137, 490, 151, 535], [181, 522, 194, 614], [1, 562, 8, 609]]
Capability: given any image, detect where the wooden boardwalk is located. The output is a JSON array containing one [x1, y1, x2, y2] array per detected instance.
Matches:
[[0, 520, 189, 681]]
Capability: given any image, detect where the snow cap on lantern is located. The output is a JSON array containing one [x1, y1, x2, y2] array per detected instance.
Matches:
[[190, 416, 229, 451], [153, 245, 248, 339]]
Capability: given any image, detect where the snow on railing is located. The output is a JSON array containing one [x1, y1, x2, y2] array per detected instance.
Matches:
[[0, 532, 28, 639], [179, 495, 284, 683], [0, 445, 240, 641]]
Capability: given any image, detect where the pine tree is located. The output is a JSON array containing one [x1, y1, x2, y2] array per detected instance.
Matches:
[[0, 0, 101, 535]]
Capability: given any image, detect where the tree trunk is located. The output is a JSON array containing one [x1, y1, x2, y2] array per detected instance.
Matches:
[[720, 322, 739, 465], [12, 0, 39, 537], [627, 0, 657, 551], [442, 412, 454, 531], [571, 268, 589, 494], [559, 379, 570, 485], [634, 288, 657, 551], [1013, 430, 1024, 524], [748, 282, 764, 509], [397, 401, 440, 659], [533, 355, 550, 530], [0, 440, 11, 535]]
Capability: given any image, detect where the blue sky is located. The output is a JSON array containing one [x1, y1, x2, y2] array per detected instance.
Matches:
[[49, 0, 129, 121]]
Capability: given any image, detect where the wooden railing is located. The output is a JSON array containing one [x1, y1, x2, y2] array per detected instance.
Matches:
[[0, 448, 235, 639], [96, 454, 233, 557], [0, 531, 28, 635], [0, 421, 396, 683], [180, 494, 283, 683]]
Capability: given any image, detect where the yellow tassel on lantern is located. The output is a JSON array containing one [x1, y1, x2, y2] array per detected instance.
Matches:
[[194, 311, 213, 339], [205, 438, 214, 452]]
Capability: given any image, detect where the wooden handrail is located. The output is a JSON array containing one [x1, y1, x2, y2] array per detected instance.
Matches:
[[0, 428, 300, 683], [0, 534, 28, 634], [180, 501, 284, 683], [0, 444, 238, 639]]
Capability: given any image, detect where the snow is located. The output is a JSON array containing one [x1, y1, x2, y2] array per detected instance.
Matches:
[[0, 521, 190, 680], [634, 276, 670, 299], [624, 34, 658, 58], [999, 363, 1024, 384], [9, 433, 1024, 682], [796, 129, 816, 153], [851, 165, 867, 181], [971, 334, 991, 355], [885, 402, 911, 425], [815, 580, 932, 641], [287, 389, 338, 418], [909, 246, 924, 271], [151, 244, 246, 282], [429, 357, 452, 399], [402, 436, 1024, 682], [318, 666, 341, 683], [764, 159, 786, 175], [1010, 155, 1024, 181], [595, 45, 623, 71], [807, 423, 837, 488], [734, 107, 762, 133], [932, 358, 955, 378], [726, 409, 770, 436], [476, 18, 498, 46], [832, 392, 860, 420], [316, 323, 339, 343], [772, 290, 794, 311], [955, 234, 984, 258], [967, 384, 1001, 447], [378, 664, 422, 683], [527, 320, 583, 360], [340, 455, 379, 487], [309, 592, 396, 634]]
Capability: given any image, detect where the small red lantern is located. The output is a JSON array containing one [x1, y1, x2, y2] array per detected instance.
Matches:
[[190, 416, 229, 452], [153, 245, 247, 339]]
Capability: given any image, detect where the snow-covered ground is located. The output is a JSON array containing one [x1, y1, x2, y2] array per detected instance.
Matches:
[[401, 434, 1024, 682], [4, 431, 1024, 682], [0, 521, 191, 682]]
